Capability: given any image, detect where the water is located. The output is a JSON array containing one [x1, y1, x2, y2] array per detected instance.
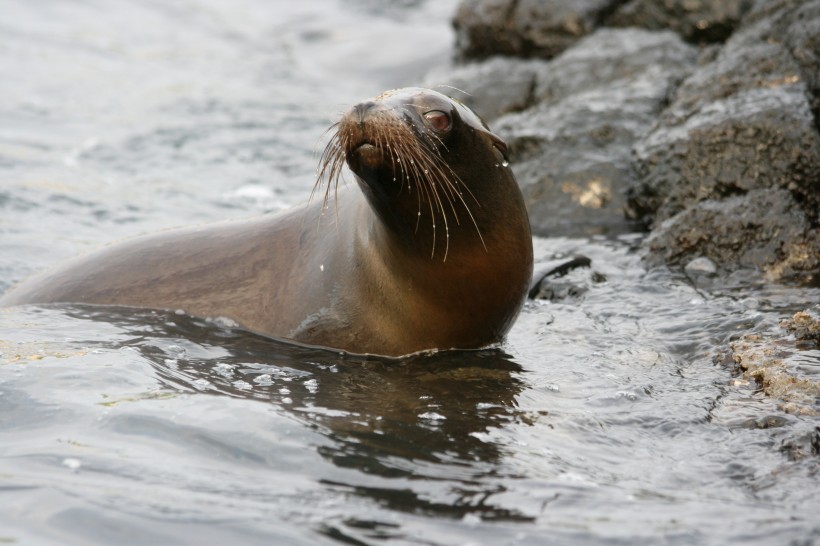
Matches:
[[1, 1, 818, 544]]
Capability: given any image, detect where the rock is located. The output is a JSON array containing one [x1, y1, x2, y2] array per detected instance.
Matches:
[[628, 42, 820, 224], [531, 28, 698, 103], [528, 255, 606, 302], [626, 1, 820, 283], [731, 0, 820, 122], [492, 29, 696, 236], [608, 0, 754, 44], [780, 306, 820, 343], [727, 312, 820, 415], [645, 189, 820, 284], [684, 256, 717, 277], [453, 0, 618, 60]]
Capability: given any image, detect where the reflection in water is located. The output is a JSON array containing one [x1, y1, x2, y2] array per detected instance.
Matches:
[[64, 305, 531, 524]]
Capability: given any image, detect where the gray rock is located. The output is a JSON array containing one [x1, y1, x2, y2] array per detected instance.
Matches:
[[609, 0, 754, 44], [625, 1, 820, 283], [532, 28, 697, 103], [729, 0, 820, 124], [628, 41, 820, 223], [453, 0, 617, 60], [645, 189, 820, 284], [684, 256, 718, 277], [780, 306, 820, 343], [493, 29, 696, 236]]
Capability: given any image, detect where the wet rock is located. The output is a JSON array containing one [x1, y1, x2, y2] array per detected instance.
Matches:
[[684, 256, 717, 277], [728, 312, 820, 416], [730, 0, 820, 123], [492, 29, 696, 236], [528, 255, 607, 302], [453, 0, 618, 60], [608, 0, 754, 44], [626, 2, 820, 283], [778, 427, 820, 461], [628, 42, 820, 223], [780, 306, 820, 344], [645, 189, 820, 284]]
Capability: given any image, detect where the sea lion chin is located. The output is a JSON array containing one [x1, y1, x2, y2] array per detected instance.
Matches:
[[0, 87, 533, 358]]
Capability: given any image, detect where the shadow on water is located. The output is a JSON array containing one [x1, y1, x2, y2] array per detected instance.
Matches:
[[62, 304, 533, 525]]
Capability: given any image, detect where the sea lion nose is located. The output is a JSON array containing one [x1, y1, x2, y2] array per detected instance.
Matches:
[[353, 101, 376, 123]]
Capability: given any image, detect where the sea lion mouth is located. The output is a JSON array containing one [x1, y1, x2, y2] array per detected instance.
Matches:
[[348, 142, 384, 173]]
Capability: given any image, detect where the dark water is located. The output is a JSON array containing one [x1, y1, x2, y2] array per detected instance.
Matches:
[[1, 1, 819, 545]]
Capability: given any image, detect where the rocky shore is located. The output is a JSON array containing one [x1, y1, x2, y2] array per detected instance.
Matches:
[[430, 0, 819, 285]]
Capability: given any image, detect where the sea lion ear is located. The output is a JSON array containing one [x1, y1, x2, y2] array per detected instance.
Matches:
[[491, 136, 510, 162]]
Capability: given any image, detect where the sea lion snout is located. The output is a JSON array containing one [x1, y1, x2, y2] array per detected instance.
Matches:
[[352, 101, 376, 123], [337, 102, 408, 179], [339, 103, 400, 148]]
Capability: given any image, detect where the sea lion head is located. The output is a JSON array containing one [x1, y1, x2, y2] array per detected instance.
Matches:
[[318, 87, 522, 260]]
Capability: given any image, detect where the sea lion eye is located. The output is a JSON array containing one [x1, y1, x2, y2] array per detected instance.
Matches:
[[423, 110, 451, 133]]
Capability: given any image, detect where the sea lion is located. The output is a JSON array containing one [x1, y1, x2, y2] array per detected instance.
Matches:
[[0, 88, 533, 357]]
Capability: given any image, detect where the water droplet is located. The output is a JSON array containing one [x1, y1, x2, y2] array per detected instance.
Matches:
[[320, 264, 324, 272], [494, 163, 499, 167], [502, 160, 509, 167]]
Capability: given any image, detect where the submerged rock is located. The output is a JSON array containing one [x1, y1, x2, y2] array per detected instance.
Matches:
[[528, 255, 605, 301], [727, 308, 820, 416]]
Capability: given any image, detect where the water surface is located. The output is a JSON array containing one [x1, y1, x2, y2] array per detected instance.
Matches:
[[1, 1, 818, 544]]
